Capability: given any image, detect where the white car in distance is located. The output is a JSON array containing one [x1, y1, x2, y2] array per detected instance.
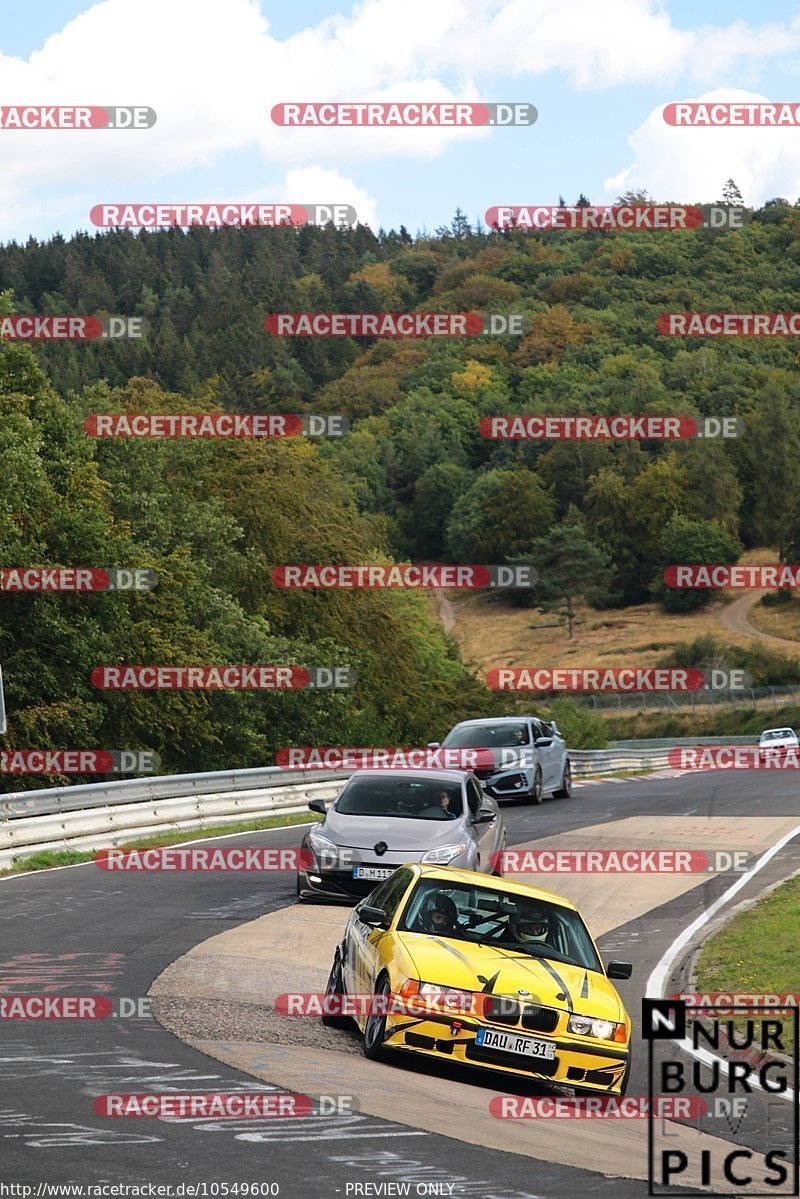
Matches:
[[758, 727, 799, 757]]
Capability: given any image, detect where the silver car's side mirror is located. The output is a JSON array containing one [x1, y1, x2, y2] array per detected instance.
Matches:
[[427, 741, 440, 749]]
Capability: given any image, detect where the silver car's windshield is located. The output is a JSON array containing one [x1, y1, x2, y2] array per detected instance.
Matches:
[[335, 778, 463, 819], [399, 879, 602, 971], [443, 723, 531, 749]]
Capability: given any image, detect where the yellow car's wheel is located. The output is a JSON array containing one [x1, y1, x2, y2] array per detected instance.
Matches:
[[321, 948, 350, 1029], [363, 975, 391, 1061]]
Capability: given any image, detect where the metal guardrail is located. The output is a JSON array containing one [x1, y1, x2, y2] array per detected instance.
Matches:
[[0, 738, 763, 868], [1, 736, 759, 821], [0, 765, 351, 821], [608, 735, 758, 749], [579, 686, 800, 710]]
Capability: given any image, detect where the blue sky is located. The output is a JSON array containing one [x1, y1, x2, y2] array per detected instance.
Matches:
[[1, 0, 800, 244]]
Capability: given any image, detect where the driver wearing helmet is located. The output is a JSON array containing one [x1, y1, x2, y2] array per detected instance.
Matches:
[[507, 900, 551, 946], [419, 891, 459, 936]]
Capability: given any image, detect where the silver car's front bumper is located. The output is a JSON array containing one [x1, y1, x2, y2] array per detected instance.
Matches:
[[481, 767, 535, 797]]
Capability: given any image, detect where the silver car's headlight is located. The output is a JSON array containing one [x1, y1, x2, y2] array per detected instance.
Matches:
[[421, 843, 468, 865], [307, 830, 339, 866], [568, 1015, 618, 1040]]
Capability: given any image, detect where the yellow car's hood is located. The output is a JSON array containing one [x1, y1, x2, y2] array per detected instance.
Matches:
[[396, 933, 623, 1022]]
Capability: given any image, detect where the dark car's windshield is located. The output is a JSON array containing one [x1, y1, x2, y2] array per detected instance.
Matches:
[[335, 778, 463, 819], [443, 723, 530, 749], [399, 879, 602, 972]]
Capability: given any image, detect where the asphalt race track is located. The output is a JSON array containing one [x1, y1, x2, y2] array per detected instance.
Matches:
[[2, 769, 799, 1197]]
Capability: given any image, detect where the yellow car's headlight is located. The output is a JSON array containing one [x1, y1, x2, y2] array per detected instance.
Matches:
[[419, 983, 473, 1006], [397, 981, 473, 1014], [568, 1015, 624, 1041]]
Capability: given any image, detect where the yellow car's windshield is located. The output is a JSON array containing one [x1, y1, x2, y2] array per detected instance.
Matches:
[[399, 878, 602, 972]]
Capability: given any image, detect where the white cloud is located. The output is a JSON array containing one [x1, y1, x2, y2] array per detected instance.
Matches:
[[278, 167, 378, 229], [1, 0, 800, 237], [604, 88, 800, 207]]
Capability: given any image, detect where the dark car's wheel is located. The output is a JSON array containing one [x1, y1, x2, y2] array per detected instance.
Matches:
[[528, 767, 544, 804], [553, 761, 572, 799], [321, 948, 350, 1028], [363, 975, 392, 1060]]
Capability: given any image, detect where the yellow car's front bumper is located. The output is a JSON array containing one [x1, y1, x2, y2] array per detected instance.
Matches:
[[381, 1007, 629, 1092]]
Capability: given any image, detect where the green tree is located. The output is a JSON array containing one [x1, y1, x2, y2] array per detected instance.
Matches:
[[721, 178, 744, 205], [446, 468, 554, 562], [654, 515, 741, 612], [742, 392, 800, 559], [409, 462, 471, 558], [510, 516, 615, 638]]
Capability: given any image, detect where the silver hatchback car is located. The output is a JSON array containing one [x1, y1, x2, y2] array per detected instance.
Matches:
[[433, 716, 571, 804], [296, 768, 507, 902]]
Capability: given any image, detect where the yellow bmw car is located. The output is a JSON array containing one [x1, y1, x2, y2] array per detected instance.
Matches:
[[323, 864, 632, 1094]]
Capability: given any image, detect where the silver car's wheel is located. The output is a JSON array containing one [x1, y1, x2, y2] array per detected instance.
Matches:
[[553, 761, 572, 799], [529, 767, 544, 804]]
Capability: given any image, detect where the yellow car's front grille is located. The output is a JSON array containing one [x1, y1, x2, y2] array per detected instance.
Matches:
[[483, 995, 560, 1033]]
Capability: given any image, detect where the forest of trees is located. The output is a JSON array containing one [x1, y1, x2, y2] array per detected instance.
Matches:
[[3, 196, 800, 782]]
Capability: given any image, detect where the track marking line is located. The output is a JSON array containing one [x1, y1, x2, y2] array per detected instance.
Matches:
[[647, 821, 800, 1103]]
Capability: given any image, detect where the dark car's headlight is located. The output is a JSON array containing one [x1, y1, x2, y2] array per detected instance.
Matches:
[[421, 843, 468, 864], [307, 829, 340, 868]]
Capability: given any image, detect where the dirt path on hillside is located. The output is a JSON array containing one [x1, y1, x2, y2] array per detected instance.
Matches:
[[717, 589, 800, 651], [433, 588, 456, 633]]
